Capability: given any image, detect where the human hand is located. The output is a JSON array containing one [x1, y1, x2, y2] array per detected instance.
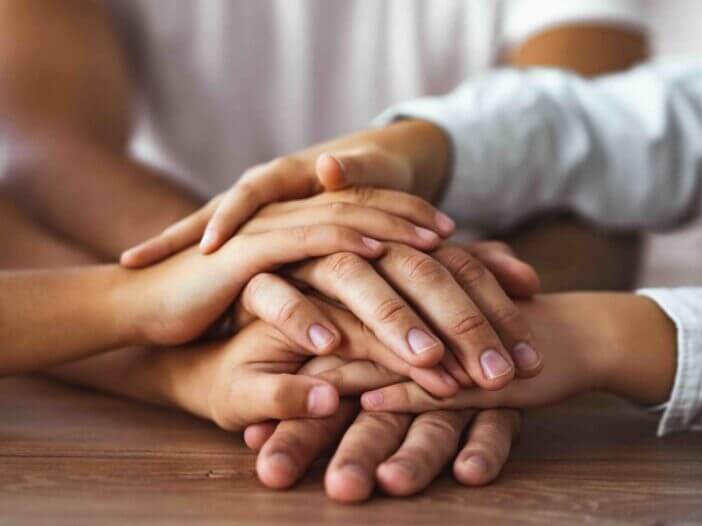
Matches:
[[118, 224, 384, 348], [119, 120, 452, 267], [359, 292, 678, 413], [245, 395, 520, 502], [276, 240, 543, 391]]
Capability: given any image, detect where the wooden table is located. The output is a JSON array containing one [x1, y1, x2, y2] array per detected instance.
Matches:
[[1, 377, 701, 525]]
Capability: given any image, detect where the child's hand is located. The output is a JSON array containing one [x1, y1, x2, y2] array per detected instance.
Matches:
[[119, 120, 453, 268], [358, 293, 678, 413], [119, 224, 385, 349]]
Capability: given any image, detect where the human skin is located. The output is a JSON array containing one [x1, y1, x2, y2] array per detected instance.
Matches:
[[0, 198, 522, 501], [0, 0, 650, 500]]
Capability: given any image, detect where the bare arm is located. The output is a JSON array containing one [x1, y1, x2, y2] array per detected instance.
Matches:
[[0, 0, 199, 259], [503, 24, 648, 291]]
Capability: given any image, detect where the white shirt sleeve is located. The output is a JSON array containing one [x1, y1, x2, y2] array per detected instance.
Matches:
[[373, 60, 702, 232], [501, 0, 649, 49], [637, 288, 702, 436]]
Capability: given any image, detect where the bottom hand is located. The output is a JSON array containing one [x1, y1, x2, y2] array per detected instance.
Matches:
[[246, 405, 520, 502]]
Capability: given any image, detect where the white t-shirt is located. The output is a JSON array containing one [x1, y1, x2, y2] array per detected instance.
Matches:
[[103, 0, 646, 196]]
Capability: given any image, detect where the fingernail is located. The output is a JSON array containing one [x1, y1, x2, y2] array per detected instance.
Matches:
[[339, 464, 369, 484], [462, 455, 487, 475], [308, 324, 335, 351], [440, 369, 459, 389], [407, 328, 438, 354], [435, 211, 456, 235], [267, 452, 297, 474], [480, 349, 512, 379], [512, 342, 540, 370], [361, 390, 384, 409], [384, 459, 417, 479], [200, 229, 218, 252], [362, 237, 383, 251], [307, 385, 337, 416], [415, 226, 440, 242]]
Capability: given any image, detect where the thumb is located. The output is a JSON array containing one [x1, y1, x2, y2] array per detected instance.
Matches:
[[315, 148, 413, 192]]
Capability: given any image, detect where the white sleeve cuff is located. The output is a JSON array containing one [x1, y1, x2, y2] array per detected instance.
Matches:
[[501, 0, 649, 49], [637, 288, 702, 436]]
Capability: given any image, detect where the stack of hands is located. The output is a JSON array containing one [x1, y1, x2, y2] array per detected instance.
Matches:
[[77, 124, 668, 504]]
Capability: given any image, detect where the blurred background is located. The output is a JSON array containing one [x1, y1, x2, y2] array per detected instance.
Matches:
[[639, 0, 701, 287]]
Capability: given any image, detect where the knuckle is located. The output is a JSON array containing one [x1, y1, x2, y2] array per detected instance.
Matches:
[[323, 252, 366, 281], [360, 411, 407, 435], [268, 155, 305, 174], [490, 305, 525, 331], [400, 252, 446, 283], [419, 415, 461, 440], [348, 186, 375, 205], [275, 297, 307, 326], [448, 310, 489, 338], [372, 297, 410, 325], [445, 252, 488, 286]]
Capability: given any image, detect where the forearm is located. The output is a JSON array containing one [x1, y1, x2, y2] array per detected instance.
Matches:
[[0, 265, 141, 374], [0, 0, 200, 258]]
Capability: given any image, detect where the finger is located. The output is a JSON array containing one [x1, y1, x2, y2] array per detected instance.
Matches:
[[465, 241, 541, 299], [213, 367, 340, 430], [375, 244, 515, 389], [287, 253, 445, 369], [244, 421, 278, 451], [240, 273, 340, 355], [325, 411, 412, 503], [433, 245, 542, 378], [315, 148, 412, 193], [278, 187, 455, 237], [301, 355, 407, 395], [312, 299, 458, 397], [361, 380, 507, 413], [256, 399, 359, 489], [377, 409, 475, 496], [241, 202, 441, 250], [202, 159, 322, 253], [120, 199, 219, 268], [453, 409, 520, 486], [228, 225, 386, 282]]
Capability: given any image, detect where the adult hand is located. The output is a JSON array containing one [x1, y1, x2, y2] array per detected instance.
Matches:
[[277, 239, 542, 390], [246, 401, 520, 502], [120, 120, 452, 266]]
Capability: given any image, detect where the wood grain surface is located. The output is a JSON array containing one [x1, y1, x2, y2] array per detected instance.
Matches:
[[1, 377, 701, 525]]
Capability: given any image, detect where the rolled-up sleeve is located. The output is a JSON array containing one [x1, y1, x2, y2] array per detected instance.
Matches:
[[373, 61, 702, 232], [637, 288, 702, 436]]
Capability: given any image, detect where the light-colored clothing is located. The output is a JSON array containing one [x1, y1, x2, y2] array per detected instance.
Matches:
[[375, 60, 702, 435], [102, 0, 646, 196]]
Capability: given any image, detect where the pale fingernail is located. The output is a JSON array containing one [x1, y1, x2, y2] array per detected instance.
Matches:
[[407, 328, 438, 354], [308, 324, 335, 351], [200, 229, 219, 252], [307, 385, 337, 416], [361, 391, 384, 409], [415, 226, 440, 242], [480, 349, 512, 379], [362, 237, 383, 251], [384, 459, 417, 479], [512, 342, 541, 370], [339, 464, 369, 484], [267, 452, 297, 474], [462, 455, 487, 475], [435, 211, 456, 235]]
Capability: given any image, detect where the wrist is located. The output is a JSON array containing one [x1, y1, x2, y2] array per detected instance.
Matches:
[[593, 294, 677, 404], [106, 265, 153, 347]]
